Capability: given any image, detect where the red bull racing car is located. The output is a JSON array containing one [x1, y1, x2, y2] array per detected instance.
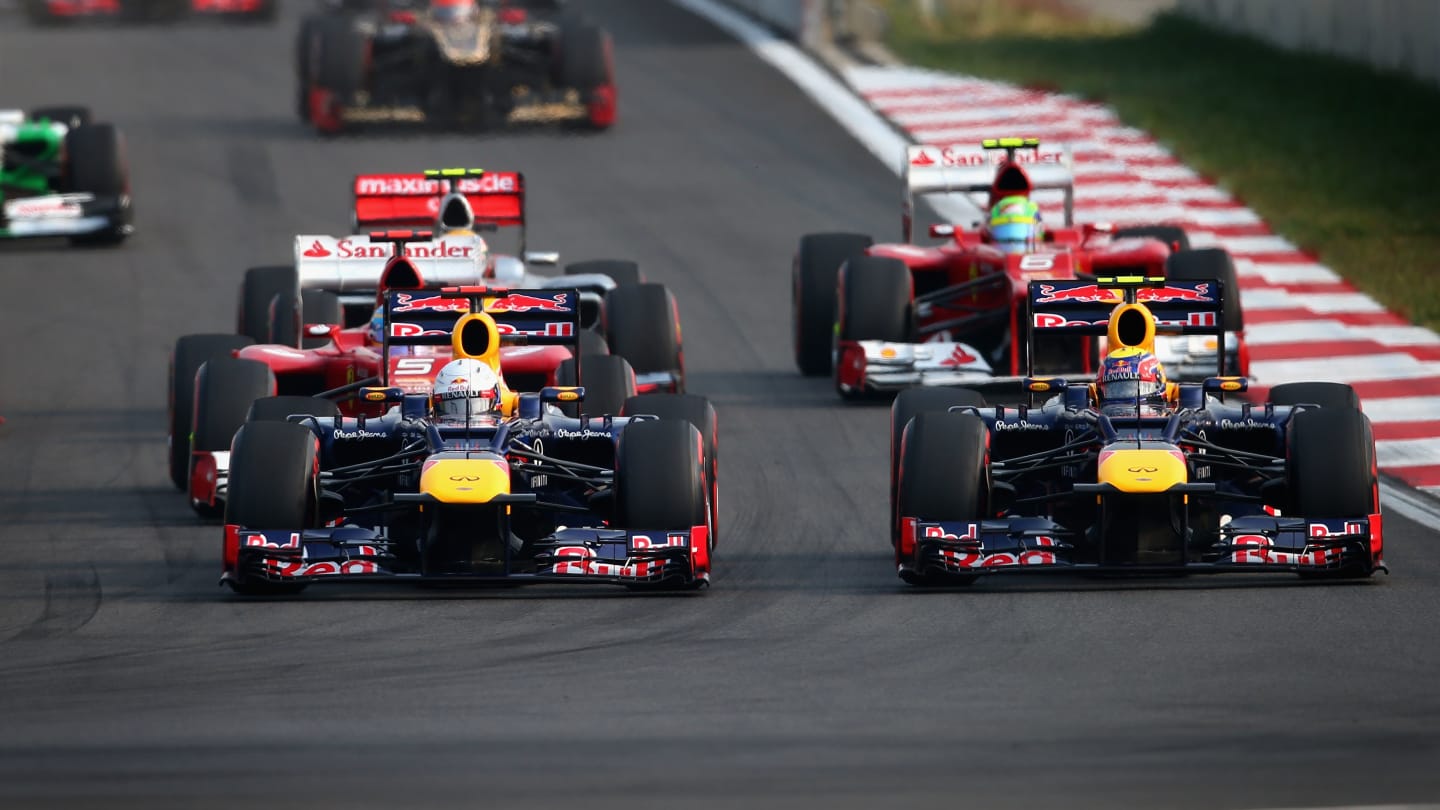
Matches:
[[892, 275, 1382, 585], [171, 230, 654, 517], [792, 138, 1247, 399], [22, 0, 275, 23], [220, 289, 717, 595]]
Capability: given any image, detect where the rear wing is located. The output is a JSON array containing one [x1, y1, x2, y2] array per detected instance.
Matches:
[[294, 232, 487, 294], [1027, 275, 1230, 373], [352, 169, 526, 245], [384, 287, 581, 351], [904, 139, 1075, 241]]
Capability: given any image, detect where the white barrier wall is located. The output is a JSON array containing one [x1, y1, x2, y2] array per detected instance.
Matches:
[[1176, 0, 1440, 86], [721, 0, 822, 45]]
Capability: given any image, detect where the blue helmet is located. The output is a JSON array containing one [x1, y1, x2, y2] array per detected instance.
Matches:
[[988, 195, 1044, 254], [1098, 348, 1167, 407]]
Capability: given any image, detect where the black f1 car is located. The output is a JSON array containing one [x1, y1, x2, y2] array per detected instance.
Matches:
[[221, 287, 717, 595], [297, 1, 616, 134], [892, 275, 1385, 584]]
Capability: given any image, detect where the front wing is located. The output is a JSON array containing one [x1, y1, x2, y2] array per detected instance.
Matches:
[[0, 193, 132, 240], [899, 514, 1386, 580], [223, 524, 711, 590]]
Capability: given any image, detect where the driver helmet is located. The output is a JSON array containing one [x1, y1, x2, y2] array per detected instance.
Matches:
[[432, 358, 502, 420], [436, 191, 476, 234], [1097, 348, 1167, 408], [367, 304, 386, 346], [429, 0, 476, 23], [988, 195, 1043, 254]]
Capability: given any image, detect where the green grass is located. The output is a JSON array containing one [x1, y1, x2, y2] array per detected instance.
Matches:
[[877, 1, 1440, 330]]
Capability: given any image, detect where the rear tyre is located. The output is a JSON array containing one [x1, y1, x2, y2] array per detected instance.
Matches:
[[246, 396, 340, 424], [889, 388, 986, 545], [896, 411, 990, 585], [556, 353, 636, 418], [556, 23, 615, 130], [191, 357, 275, 516], [1269, 381, 1360, 411], [169, 334, 254, 490], [1287, 407, 1378, 579], [794, 233, 872, 376], [604, 283, 683, 390], [1165, 247, 1243, 332], [565, 259, 642, 288], [237, 266, 297, 344], [578, 328, 609, 358], [225, 421, 317, 595], [64, 123, 130, 245], [836, 255, 913, 399], [313, 22, 369, 133], [622, 394, 719, 548], [1114, 224, 1190, 252], [267, 289, 302, 349]]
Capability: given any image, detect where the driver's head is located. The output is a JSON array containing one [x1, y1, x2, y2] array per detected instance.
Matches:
[[1097, 348, 1167, 408], [988, 195, 1043, 254], [367, 304, 386, 346], [436, 191, 475, 234], [432, 358, 502, 420], [429, 0, 476, 23]]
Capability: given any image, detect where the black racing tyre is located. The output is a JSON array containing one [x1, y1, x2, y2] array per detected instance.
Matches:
[[300, 289, 343, 348], [64, 123, 130, 245], [169, 334, 255, 490], [191, 357, 275, 516], [794, 232, 872, 376], [30, 106, 92, 129], [237, 266, 297, 344], [296, 15, 325, 121], [616, 419, 708, 533], [623, 393, 719, 548], [897, 411, 990, 585], [1165, 247, 1243, 332], [556, 22, 610, 93], [63, 124, 126, 196], [267, 289, 302, 349], [1269, 381, 1361, 411], [578, 327, 609, 357], [225, 421, 318, 595], [1114, 224, 1190, 252], [246, 396, 340, 424], [889, 387, 986, 545], [565, 259, 642, 288], [226, 421, 317, 529], [1288, 407, 1378, 580], [556, 353, 636, 418], [838, 255, 913, 343], [837, 255, 912, 398], [604, 283, 682, 386], [316, 21, 369, 98]]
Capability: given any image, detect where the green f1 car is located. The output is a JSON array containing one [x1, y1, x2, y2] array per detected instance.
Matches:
[[0, 106, 133, 246]]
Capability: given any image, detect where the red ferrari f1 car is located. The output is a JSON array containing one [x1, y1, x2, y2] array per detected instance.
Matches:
[[792, 138, 1247, 399]]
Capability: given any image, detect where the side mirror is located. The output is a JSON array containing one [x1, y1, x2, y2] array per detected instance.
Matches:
[[360, 386, 405, 403], [1084, 222, 1115, 236], [541, 386, 584, 404], [928, 224, 956, 238], [305, 323, 342, 342], [524, 251, 560, 266], [1203, 376, 1247, 394]]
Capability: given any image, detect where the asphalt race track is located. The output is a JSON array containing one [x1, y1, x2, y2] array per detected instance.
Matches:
[[0, 4, 1437, 808]]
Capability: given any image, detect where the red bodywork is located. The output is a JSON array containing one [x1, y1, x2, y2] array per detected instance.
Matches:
[[835, 152, 1177, 392]]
